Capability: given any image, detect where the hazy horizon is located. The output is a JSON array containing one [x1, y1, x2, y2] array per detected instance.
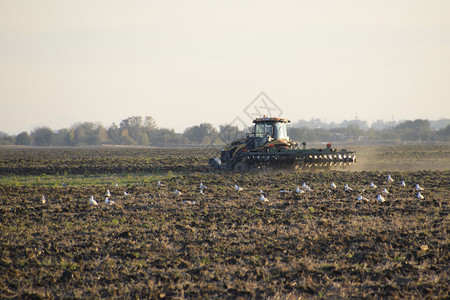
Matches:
[[1, 1, 449, 135]]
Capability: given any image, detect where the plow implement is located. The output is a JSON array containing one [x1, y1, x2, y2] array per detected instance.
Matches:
[[211, 145, 356, 171]]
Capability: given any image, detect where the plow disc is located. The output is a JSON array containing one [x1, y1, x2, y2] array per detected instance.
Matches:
[[237, 149, 356, 171]]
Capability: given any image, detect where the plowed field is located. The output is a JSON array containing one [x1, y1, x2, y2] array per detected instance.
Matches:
[[1, 146, 449, 299]]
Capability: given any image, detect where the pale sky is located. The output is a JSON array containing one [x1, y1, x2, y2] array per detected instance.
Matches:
[[1, 0, 449, 134]]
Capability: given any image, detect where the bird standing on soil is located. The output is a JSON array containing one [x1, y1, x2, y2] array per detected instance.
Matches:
[[377, 195, 386, 203], [182, 200, 196, 205], [123, 191, 129, 196], [416, 192, 425, 200], [344, 184, 353, 192], [234, 184, 243, 192], [387, 174, 394, 182], [89, 196, 98, 206], [41, 195, 46, 204], [330, 182, 337, 189], [200, 182, 207, 190], [401, 180, 406, 187], [105, 197, 115, 205], [259, 194, 269, 202], [106, 189, 111, 197], [157, 180, 164, 187], [370, 182, 377, 188], [382, 188, 390, 195], [302, 182, 309, 189], [174, 189, 183, 196], [295, 186, 305, 194], [415, 184, 424, 191], [357, 195, 369, 202]]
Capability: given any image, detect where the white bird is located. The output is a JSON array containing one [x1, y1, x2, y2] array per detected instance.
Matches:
[[295, 186, 305, 194], [306, 186, 313, 192], [416, 192, 424, 200], [115, 182, 119, 187], [401, 180, 406, 187], [174, 189, 182, 196], [357, 195, 369, 202], [182, 200, 196, 205], [105, 197, 115, 205], [259, 189, 265, 194], [234, 184, 243, 192], [106, 189, 111, 197], [89, 196, 98, 206], [344, 184, 353, 192], [387, 174, 394, 182], [123, 191, 129, 196], [199, 189, 204, 195], [382, 188, 390, 194], [377, 195, 386, 202], [280, 189, 290, 193], [41, 195, 46, 204], [157, 180, 164, 187], [330, 182, 337, 189], [200, 182, 207, 190], [302, 182, 309, 189], [415, 184, 424, 191], [259, 194, 269, 202], [370, 182, 377, 188]]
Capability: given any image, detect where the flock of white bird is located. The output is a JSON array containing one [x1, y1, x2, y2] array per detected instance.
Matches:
[[324, 175, 425, 203], [41, 175, 426, 206]]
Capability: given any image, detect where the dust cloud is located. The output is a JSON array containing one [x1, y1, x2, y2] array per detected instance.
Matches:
[[349, 145, 450, 171]]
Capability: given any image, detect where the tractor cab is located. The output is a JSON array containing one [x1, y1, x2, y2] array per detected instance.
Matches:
[[249, 117, 292, 149]]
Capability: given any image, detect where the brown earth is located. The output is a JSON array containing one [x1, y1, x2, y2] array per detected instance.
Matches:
[[0, 146, 449, 299]]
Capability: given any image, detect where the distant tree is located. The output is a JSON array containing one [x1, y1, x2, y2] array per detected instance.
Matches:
[[395, 119, 432, 142], [184, 123, 218, 144], [119, 116, 157, 144], [143, 116, 157, 129], [136, 131, 150, 145], [436, 124, 450, 141], [95, 125, 110, 145], [344, 124, 366, 142], [71, 123, 92, 145], [120, 116, 143, 130], [148, 128, 181, 146], [32, 127, 53, 146], [53, 129, 70, 146], [15, 131, 31, 145], [119, 129, 136, 145], [108, 123, 121, 144], [0, 131, 14, 145]]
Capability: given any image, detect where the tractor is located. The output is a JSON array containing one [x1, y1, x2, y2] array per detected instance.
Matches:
[[209, 116, 356, 171]]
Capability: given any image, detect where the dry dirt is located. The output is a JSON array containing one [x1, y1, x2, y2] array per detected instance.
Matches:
[[0, 146, 449, 299]]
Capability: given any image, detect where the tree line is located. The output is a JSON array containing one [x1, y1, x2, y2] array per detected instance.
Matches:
[[0, 116, 449, 146]]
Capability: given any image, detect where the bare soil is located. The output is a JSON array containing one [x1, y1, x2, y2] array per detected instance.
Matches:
[[0, 146, 449, 299]]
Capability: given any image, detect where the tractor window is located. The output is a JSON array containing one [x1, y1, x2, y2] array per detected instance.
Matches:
[[274, 122, 289, 140], [255, 123, 273, 138]]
